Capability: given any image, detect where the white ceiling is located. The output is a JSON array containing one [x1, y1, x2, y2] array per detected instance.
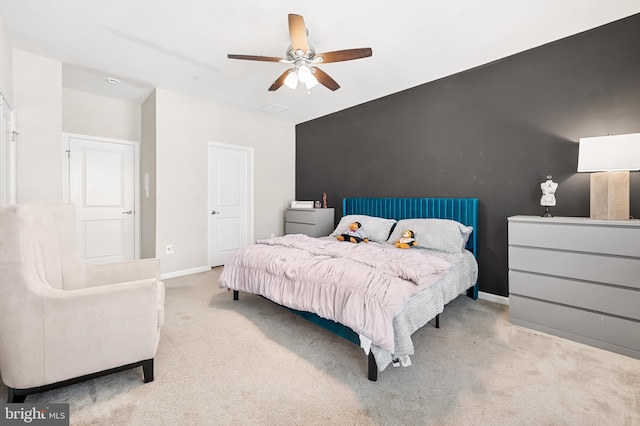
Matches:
[[1, 1, 639, 124]]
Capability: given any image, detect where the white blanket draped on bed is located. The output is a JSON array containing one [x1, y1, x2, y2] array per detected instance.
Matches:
[[218, 234, 451, 353]]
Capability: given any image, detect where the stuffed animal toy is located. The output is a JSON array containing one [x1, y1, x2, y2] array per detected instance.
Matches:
[[395, 230, 418, 249], [337, 221, 369, 243]]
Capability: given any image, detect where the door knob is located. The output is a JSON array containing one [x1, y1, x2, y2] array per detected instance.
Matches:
[[122, 210, 133, 214], [211, 210, 220, 215]]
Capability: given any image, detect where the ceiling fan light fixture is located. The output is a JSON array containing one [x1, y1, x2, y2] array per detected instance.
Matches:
[[305, 75, 319, 90], [284, 70, 298, 89], [297, 65, 312, 84]]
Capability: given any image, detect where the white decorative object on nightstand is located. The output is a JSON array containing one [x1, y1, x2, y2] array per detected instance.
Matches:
[[508, 215, 640, 359], [285, 208, 335, 237]]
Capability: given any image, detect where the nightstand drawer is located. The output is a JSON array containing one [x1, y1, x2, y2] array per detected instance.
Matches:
[[285, 209, 319, 224], [285, 222, 315, 235], [284, 208, 334, 237]]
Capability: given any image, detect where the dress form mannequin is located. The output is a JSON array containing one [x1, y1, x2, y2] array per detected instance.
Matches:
[[540, 175, 558, 217]]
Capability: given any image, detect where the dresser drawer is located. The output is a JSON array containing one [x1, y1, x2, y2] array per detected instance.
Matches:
[[509, 220, 640, 257], [509, 246, 640, 289], [509, 270, 640, 320], [509, 295, 640, 356]]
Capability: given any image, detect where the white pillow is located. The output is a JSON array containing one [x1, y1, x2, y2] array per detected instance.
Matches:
[[386, 218, 473, 253], [330, 215, 397, 243]]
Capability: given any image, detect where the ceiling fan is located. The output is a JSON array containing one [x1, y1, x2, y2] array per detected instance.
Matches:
[[227, 14, 372, 92]]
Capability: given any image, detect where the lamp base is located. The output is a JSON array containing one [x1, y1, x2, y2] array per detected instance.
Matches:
[[590, 171, 629, 220]]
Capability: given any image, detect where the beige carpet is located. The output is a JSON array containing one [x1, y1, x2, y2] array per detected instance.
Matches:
[[2, 268, 639, 425]]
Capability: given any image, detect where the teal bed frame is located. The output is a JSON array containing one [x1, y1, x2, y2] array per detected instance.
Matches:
[[234, 197, 479, 381]]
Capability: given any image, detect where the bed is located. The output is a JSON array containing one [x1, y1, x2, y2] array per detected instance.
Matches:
[[218, 197, 479, 381]]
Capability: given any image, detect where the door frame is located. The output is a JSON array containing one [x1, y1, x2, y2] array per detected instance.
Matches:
[[62, 132, 141, 260], [207, 141, 254, 267], [0, 94, 16, 205]]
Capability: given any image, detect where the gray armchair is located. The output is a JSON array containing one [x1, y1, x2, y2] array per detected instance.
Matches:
[[0, 204, 165, 403]]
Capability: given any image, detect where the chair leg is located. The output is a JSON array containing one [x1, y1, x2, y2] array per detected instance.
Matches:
[[7, 387, 27, 403], [142, 359, 154, 383], [6, 360, 155, 402]]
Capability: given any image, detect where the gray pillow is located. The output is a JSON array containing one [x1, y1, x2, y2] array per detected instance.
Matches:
[[330, 215, 397, 243], [386, 218, 473, 253]]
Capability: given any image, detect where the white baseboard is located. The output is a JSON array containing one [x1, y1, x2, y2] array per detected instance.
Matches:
[[161, 266, 211, 280], [478, 291, 509, 305]]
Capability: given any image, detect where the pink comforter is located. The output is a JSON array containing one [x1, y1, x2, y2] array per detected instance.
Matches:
[[218, 234, 450, 353]]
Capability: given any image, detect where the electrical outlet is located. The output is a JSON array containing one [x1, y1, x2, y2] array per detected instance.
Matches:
[[270, 233, 276, 238], [165, 244, 174, 254]]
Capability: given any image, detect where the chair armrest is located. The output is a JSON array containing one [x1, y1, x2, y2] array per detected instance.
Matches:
[[83, 258, 160, 287], [41, 279, 164, 384]]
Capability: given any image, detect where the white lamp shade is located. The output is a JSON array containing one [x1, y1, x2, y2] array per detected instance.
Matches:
[[578, 133, 640, 172], [297, 65, 312, 84], [284, 70, 298, 89], [305, 75, 319, 90]]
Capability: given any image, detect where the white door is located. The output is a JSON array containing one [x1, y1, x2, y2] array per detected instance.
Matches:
[[66, 134, 138, 264], [0, 95, 16, 205], [208, 142, 253, 267]]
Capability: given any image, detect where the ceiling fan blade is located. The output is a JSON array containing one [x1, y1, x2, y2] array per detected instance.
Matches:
[[227, 54, 283, 62], [315, 48, 373, 64], [288, 14, 308, 54], [268, 69, 291, 91], [312, 67, 340, 91]]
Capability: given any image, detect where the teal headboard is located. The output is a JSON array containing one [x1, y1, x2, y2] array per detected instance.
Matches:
[[342, 197, 479, 257]]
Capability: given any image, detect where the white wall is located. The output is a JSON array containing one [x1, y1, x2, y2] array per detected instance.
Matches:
[[154, 89, 295, 275], [7, 45, 296, 276], [13, 50, 63, 203], [0, 16, 12, 101], [62, 88, 141, 142]]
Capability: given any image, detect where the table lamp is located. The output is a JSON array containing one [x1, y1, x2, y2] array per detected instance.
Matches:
[[577, 133, 640, 220]]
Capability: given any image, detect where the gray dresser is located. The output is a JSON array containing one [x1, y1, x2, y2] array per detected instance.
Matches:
[[285, 208, 335, 237], [508, 215, 640, 359]]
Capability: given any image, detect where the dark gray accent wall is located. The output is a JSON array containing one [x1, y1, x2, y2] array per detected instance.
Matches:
[[295, 14, 640, 297]]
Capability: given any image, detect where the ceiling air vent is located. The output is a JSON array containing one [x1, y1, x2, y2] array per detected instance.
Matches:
[[258, 103, 288, 114]]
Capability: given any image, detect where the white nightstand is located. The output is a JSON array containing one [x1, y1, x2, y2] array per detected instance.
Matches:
[[285, 208, 335, 237]]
